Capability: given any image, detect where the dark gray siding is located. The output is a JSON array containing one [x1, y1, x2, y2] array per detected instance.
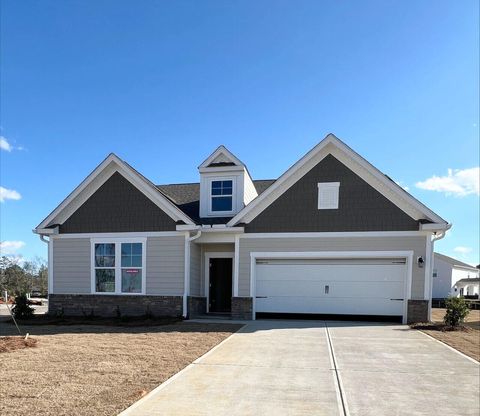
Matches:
[[60, 172, 177, 233], [245, 155, 419, 233]]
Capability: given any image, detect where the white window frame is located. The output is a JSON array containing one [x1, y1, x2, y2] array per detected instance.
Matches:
[[317, 182, 340, 210], [208, 177, 235, 215], [91, 237, 147, 295]]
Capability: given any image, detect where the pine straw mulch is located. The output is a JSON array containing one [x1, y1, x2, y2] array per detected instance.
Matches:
[[0, 336, 38, 353], [0, 321, 242, 416]]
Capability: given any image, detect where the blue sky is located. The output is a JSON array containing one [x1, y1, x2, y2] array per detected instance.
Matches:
[[1, 0, 478, 265]]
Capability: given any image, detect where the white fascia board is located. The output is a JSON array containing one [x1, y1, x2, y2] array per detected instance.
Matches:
[[199, 227, 244, 234], [420, 223, 451, 231], [198, 145, 245, 168], [228, 134, 447, 226], [35, 153, 195, 231], [199, 166, 245, 174], [33, 226, 59, 235], [176, 224, 201, 231]]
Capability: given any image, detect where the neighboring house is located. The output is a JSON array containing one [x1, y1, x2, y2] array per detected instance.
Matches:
[[34, 134, 450, 324], [432, 253, 479, 299]]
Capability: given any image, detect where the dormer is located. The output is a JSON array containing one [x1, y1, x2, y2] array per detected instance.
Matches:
[[199, 145, 258, 218]]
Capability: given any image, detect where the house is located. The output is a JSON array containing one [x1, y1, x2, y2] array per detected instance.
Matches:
[[33, 134, 450, 324], [432, 253, 479, 299]]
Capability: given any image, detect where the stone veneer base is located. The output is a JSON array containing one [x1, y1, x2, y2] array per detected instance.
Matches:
[[407, 299, 429, 324], [231, 297, 253, 320]]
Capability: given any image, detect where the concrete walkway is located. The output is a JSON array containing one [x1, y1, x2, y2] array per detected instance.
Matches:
[[119, 320, 480, 416]]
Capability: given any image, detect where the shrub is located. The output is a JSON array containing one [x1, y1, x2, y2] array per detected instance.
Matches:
[[12, 295, 34, 320], [444, 297, 470, 327]]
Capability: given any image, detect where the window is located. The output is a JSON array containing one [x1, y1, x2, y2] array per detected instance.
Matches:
[[318, 182, 340, 209], [94, 243, 115, 292], [211, 180, 233, 212], [121, 243, 142, 293], [92, 240, 145, 294], [432, 269, 438, 278]]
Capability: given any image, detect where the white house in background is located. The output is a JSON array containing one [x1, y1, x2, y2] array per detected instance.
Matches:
[[432, 253, 479, 299]]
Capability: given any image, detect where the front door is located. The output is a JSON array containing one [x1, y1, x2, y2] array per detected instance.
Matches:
[[209, 258, 232, 313]]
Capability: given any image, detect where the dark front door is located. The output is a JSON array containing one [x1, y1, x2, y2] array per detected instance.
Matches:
[[209, 258, 232, 313]]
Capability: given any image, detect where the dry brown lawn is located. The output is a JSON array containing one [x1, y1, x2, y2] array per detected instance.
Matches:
[[0, 321, 241, 416], [416, 308, 480, 362]]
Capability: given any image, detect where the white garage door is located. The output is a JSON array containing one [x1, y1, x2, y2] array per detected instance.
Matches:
[[255, 258, 407, 317]]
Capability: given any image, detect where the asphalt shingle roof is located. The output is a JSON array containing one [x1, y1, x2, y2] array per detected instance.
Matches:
[[156, 179, 275, 225]]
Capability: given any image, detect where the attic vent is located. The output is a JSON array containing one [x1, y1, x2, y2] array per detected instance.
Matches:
[[318, 182, 340, 210]]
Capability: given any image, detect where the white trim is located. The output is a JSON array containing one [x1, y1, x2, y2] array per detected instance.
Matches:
[[239, 231, 429, 239], [52, 231, 183, 239], [204, 252, 235, 313], [35, 153, 195, 231], [249, 250, 414, 324], [207, 176, 235, 216], [234, 235, 240, 297], [183, 232, 190, 318], [420, 223, 451, 231], [198, 145, 244, 169], [317, 182, 340, 210], [90, 237, 147, 296], [228, 134, 447, 226]]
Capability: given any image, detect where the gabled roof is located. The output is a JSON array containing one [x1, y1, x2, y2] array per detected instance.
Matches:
[[228, 134, 448, 228], [198, 145, 245, 169], [434, 253, 479, 271], [34, 153, 196, 233]]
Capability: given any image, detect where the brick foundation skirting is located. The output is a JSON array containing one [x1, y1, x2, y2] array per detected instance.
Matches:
[[231, 297, 253, 320], [407, 299, 429, 324], [48, 294, 183, 318], [187, 296, 207, 318]]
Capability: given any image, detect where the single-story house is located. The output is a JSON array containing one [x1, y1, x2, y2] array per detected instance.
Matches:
[[34, 134, 450, 323], [432, 253, 479, 299]]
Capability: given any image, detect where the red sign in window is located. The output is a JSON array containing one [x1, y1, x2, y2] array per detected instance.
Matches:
[[125, 269, 139, 274]]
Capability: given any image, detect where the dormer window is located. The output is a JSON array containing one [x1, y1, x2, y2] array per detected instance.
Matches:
[[211, 179, 233, 213]]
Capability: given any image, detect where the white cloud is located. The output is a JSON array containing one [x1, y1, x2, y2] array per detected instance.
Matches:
[[0, 136, 12, 152], [0, 240, 26, 256], [453, 246, 472, 255], [0, 186, 21, 202], [415, 167, 479, 197]]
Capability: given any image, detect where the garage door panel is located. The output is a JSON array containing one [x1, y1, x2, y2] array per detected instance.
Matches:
[[255, 257, 407, 318], [257, 280, 404, 298], [256, 296, 404, 315]]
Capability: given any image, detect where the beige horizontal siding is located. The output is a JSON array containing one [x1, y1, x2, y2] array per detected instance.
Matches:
[[238, 235, 427, 299], [52, 235, 186, 296], [52, 238, 91, 294], [190, 242, 201, 296], [146, 236, 185, 295]]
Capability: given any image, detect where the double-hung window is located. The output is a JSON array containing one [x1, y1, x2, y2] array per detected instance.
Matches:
[[210, 179, 233, 212], [92, 239, 145, 294]]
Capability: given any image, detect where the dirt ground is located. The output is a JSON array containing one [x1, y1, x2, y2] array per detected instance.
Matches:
[[418, 308, 480, 362], [0, 321, 241, 416]]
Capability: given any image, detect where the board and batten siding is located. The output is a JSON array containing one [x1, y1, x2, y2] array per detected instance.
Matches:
[[52, 235, 186, 295], [238, 235, 428, 299]]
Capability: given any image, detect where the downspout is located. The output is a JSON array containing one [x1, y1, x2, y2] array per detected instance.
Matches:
[[38, 234, 51, 303], [427, 224, 451, 320], [183, 230, 202, 319]]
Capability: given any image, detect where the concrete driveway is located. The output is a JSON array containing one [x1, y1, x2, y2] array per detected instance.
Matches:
[[120, 320, 480, 416]]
